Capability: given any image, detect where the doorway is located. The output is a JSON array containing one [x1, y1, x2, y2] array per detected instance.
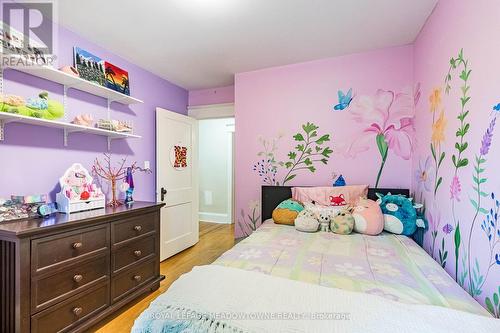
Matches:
[[198, 117, 235, 224]]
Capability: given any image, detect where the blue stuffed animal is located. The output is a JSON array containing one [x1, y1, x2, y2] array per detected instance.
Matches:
[[376, 193, 423, 236]]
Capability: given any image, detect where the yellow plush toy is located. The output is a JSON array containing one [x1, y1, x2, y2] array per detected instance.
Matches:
[[272, 199, 304, 225]]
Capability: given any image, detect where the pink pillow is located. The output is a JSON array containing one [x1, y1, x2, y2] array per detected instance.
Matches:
[[292, 185, 368, 206], [352, 199, 384, 235]]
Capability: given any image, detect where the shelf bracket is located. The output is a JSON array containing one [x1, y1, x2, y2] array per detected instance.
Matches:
[[63, 128, 68, 146], [63, 127, 85, 146], [63, 85, 69, 122], [0, 120, 4, 141], [107, 99, 111, 120], [0, 66, 4, 95], [107, 137, 111, 151]]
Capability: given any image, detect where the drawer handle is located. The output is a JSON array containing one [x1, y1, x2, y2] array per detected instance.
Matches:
[[133, 225, 142, 232], [72, 307, 83, 317], [73, 274, 83, 283], [72, 242, 83, 249], [133, 275, 142, 282], [134, 250, 142, 257]]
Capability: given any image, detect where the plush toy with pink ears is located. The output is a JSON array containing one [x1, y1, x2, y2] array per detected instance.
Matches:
[[352, 198, 384, 235]]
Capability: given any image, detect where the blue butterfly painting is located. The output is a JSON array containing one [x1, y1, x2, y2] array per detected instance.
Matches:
[[493, 103, 500, 112], [333, 88, 353, 111]]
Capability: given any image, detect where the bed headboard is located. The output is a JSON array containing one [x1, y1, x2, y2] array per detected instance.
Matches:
[[261, 185, 410, 220], [260, 185, 424, 247]]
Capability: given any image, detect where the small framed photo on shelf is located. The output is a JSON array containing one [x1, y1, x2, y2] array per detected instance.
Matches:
[[104, 62, 130, 95], [73, 47, 106, 86]]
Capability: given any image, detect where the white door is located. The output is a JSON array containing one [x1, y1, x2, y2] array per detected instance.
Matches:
[[156, 108, 199, 261]]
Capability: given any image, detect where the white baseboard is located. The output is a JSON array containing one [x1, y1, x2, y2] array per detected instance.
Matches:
[[199, 212, 231, 224]]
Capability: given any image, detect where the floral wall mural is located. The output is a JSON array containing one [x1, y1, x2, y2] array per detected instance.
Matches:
[[235, 45, 414, 238], [412, 0, 500, 316], [346, 88, 419, 187]]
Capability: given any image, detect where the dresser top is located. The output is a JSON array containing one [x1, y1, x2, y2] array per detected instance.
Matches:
[[0, 201, 165, 238]]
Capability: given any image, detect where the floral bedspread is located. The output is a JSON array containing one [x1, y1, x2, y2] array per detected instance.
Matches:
[[214, 220, 489, 316]]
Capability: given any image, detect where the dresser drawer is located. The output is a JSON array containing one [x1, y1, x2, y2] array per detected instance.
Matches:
[[32, 255, 109, 313], [111, 212, 156, 245], [31, 283, 109, 333], [112, 235, 156, 274], [32, 224, 109, 275], [111, 259, 156, 303]]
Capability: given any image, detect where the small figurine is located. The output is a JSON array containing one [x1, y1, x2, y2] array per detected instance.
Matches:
[[318, 211, 331, 232], [72, 114, 94, 127], [124, 167, 135, 204], [333, 174, 346, 186]]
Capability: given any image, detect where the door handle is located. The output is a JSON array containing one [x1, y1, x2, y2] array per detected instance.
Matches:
[[160, 187, 167, 201]]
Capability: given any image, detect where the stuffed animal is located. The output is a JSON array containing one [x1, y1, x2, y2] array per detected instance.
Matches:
[[376, 193, 423, 236], [330, 207, 355, 234], [294, 209, 319, 232], [1, 92, 64, 120], [272, 199, 304, 225], [0, 94, 31, 115], [26, 91, 64, 120], [318, 211, 331, 231], [352, 198, 384, 235]]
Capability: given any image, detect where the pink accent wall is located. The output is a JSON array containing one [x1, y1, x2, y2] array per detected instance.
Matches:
[[412, 0, 500, 313], [234, 45, 415, 237], [188, 85, 234, 106]]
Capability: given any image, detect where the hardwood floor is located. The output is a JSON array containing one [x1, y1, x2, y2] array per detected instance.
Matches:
[[91, 222, 235, 332]]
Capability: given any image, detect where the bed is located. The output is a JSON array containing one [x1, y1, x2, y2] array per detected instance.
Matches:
[[132, 186, 498, 333]]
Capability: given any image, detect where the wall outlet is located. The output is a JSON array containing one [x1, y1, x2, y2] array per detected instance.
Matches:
[[144, 161, 150, 170]]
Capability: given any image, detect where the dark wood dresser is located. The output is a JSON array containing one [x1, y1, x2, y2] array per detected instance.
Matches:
[[0, 201, 165, 333]]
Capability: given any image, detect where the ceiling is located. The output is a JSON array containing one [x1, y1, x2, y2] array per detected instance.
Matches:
[[56, 0, 438, 90]]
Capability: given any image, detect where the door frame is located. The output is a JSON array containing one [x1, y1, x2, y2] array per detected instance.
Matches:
[[188, 103, 235, 224], [155, 107, 199, 260]]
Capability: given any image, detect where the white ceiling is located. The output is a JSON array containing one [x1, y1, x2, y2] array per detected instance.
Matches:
[[56, 0, 438, 90]]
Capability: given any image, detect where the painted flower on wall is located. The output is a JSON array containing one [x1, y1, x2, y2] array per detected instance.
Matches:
[[429, 88, 442, 113], [347, 88, 416, 187], [415, 156, 435, 192], [431, 110, 447, 145], [450, 175, 462, 202], [237, 200, 261, 237]]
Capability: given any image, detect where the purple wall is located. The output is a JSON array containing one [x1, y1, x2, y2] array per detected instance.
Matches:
[[0, 25, 188, 202], [412, 0, 500, 314], [188, 85, 234, 106]]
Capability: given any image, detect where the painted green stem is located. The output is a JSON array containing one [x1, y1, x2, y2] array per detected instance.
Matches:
[[375, 134, 389, 188]]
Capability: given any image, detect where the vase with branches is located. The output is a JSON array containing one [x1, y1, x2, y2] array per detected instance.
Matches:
[[92, 153, 150, 207]]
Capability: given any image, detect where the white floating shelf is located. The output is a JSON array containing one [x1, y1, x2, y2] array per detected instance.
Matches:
[[0, 112, 141, 149], [8, 66, 143, 105]]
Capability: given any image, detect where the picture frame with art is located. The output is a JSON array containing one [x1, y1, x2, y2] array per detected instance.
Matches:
[[73, 46, 106, 86], [104, 61, 130, 95]]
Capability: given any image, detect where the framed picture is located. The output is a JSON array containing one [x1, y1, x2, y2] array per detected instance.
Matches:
[[104, 61, 130, 95], [73, 47, 106, 86]]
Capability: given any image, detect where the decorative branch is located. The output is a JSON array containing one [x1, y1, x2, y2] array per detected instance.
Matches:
[[92, 153, 151, 207]]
